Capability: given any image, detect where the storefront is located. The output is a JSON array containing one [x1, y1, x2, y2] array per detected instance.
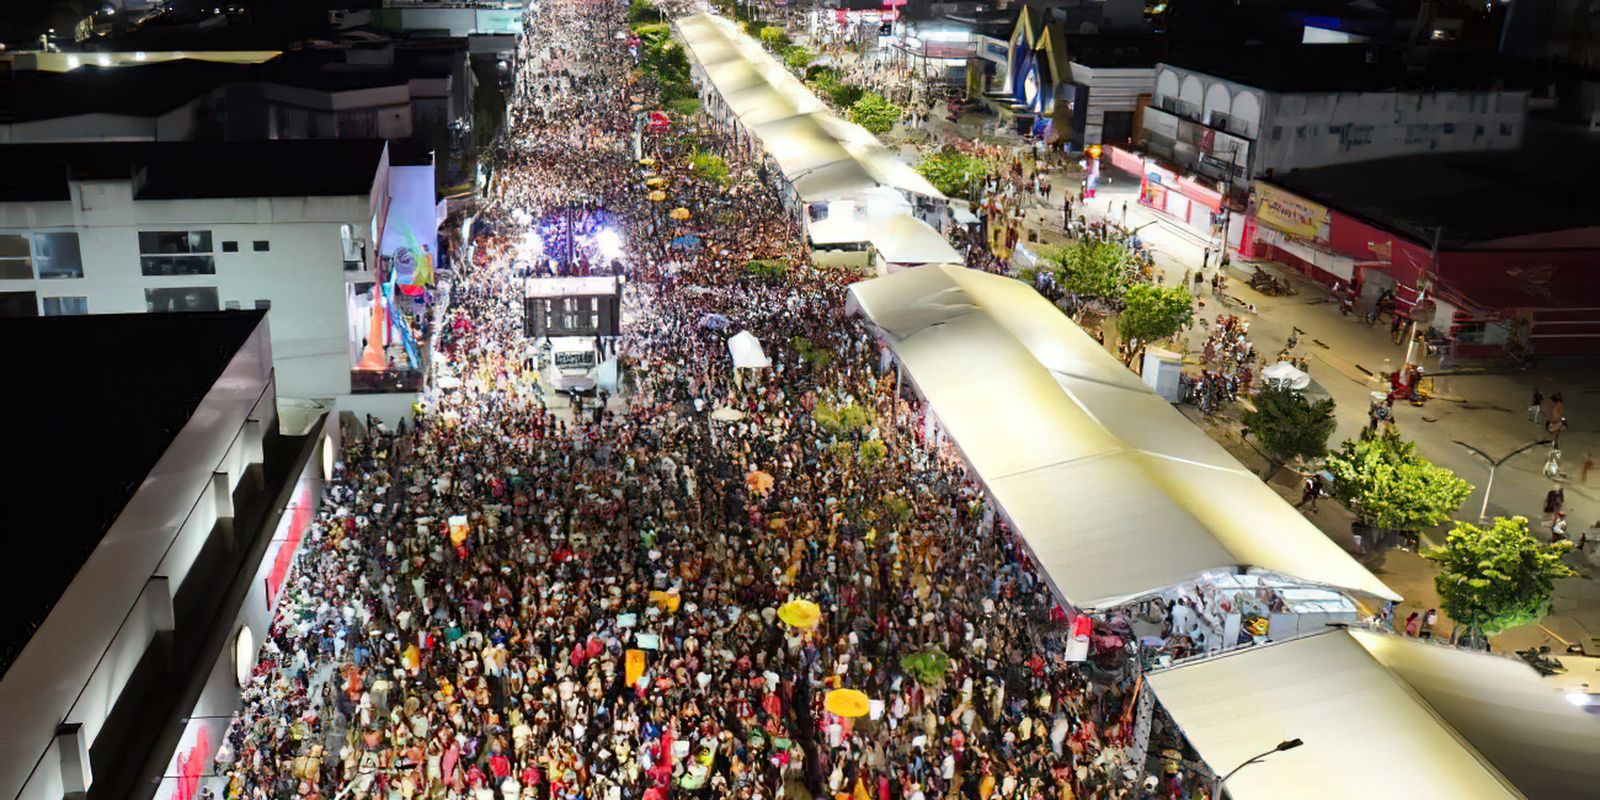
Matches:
[[1107, 146, 1226, 241]]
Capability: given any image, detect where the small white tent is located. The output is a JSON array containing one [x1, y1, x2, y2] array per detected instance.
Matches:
[[727, 330, 771, 369]]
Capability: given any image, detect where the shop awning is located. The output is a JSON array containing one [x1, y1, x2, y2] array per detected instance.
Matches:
[[868, 215, 962, 264], [1148, 630, 1596, 800], [845, 265, 1398, 609]]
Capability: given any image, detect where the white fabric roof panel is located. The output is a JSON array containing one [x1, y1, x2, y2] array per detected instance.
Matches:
[[1351, 631, 1600, 800], [846, 265, 1398, 608], [1149, 631, 1584, 800], [868, 214, 963, 265], [674, 12, 944, 202], [808, 214, 872, 246]]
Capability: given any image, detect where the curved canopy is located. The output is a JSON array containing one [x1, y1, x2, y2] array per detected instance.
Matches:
[[1149, 630, 1599, 800], [869, 214, 962, 265], [675, 12, 943, 203], [846, 265, 1398, 609]]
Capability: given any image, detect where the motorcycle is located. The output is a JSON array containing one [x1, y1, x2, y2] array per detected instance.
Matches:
[[1249, 266, 1295, 296]]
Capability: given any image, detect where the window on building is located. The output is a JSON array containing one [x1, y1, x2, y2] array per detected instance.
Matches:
[[255, 299, 272, 310], [1270, 126, 1283, 141], [139, 231, 215, 276], [42, 296, 87, 316], [145, 286, 220, 313], [222, 241, 240, 252], [253, 240, 270, 252], [0, 234, 32, 280], [33, 233, 83, 278], [0, 291, 38, 317], [1500, 122, 1514, 136]]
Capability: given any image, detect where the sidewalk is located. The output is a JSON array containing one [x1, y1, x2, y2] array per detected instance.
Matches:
[[1020, 163, 1600, 653]]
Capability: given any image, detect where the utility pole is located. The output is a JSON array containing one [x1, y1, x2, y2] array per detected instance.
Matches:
[[1454, 438, 1551, 521], [1402, 225, 1442, 366]]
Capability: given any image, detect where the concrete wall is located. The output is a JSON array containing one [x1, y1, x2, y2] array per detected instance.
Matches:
[[0, 185, 375, 399], [1257, 91, 1527, 171], [1070, 63, 1153, 144], [0, 320, 275, 800]]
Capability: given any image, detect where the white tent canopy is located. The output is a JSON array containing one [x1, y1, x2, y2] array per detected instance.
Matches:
[[675, 13, 943, 203], [727, 330, 771, 369], [807, 214, 872, 246], [1149, 630, 1599, 800], [846, 265, 1398, 609], [869, 214, 963, 264]]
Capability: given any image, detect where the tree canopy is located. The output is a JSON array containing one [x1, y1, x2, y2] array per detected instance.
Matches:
[[1325, 431, 1472, 531], [1038, 239, 1133, 304], [914, 148, 990, 201], [1116, 284, 1193, 365], [1243, 385, 1337, 480], [782, 45, 815, 70], [758, 25, 791, 50], [1425, 516, 1575, 640], [688, 151, 731, 186], [848, 92, 902, 135]]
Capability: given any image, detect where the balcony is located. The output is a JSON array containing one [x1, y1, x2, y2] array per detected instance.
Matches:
[[1157, 95, 1201, 122], [1208, 111, 1249, 137]]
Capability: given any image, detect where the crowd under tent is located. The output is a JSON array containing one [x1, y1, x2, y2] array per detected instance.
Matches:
[[845, 264, 1398, 612], [1147, 630, 1600, 800]]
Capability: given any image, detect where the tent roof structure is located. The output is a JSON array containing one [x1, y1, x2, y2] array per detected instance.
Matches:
[[869, 214, 963, 264], [845, 265, 1398, 609], [1148, 630, 1600, 800], [674, 13, 943, 202]]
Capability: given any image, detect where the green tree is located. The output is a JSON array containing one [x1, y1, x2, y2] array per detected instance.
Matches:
[[914, 148, 991, 201], [668, 97, 702, 117], [1243, 385, 1337, 480], [858, 439, 888, 467], [1041, 239, 1132, 304], [848, 92, 903, 135], [1325, 431, 1472, 532], [688, 151, 730, 186], [782, 45, 816, 70], [1116, 284, 1193, 366], [758, 25, 791, 49], [808, 72, 865, 109], [1425, 516, 1575, 642], [627, 0, 657, 26], [745, 258, 788, 281]]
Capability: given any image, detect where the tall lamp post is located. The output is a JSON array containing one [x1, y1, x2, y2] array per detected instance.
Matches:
[[1215, 738, 1303, 798], [1454, 439, 1551, 521]]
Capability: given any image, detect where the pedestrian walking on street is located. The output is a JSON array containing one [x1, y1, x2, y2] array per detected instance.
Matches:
[[1548, 416, 1568, 449], [1530, 388, 1543, 424], [1421, 608, 1438, 639], [1582, 451, 1593, 484], [1295, 473, 1322, 511], [1202, 246, 1212, 270], [1404, 612, 1421, 637]]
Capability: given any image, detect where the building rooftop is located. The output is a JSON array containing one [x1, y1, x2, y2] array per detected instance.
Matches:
[[1267, 121, 1600, 249], [0, 45, 457, 124], [0, 311, 265, 676], [1163, 43, 1507, 92], [0, 139, 387, 202]]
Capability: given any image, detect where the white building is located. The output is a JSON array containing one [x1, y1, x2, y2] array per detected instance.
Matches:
[[1140, 47, 1529, 191], [0, 139, 431, 407]]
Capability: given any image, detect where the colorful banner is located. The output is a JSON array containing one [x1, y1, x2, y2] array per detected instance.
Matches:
[[1252, 183, 1329, 241]]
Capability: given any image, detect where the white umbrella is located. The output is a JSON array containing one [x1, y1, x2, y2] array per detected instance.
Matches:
[[728, 330, 771, 369], [710, 407, 746, 422], [1262, 361, 1312, 390]]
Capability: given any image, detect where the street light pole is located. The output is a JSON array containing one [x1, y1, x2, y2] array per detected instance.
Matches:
[[1215, 738, 1304, 798], [1454, 438, 1551, 521]]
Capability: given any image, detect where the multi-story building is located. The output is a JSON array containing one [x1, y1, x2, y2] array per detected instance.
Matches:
[[0, 138, 438, 409], [1139, 45, 1529, 194]]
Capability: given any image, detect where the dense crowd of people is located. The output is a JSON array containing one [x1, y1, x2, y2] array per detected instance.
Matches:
[[216, 2, 1159, 798]]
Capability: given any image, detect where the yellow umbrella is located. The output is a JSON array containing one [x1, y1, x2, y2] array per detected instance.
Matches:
[[825, 689, 871, 718], [645, 176, 668, 187], [777, 598, 821, 629], [669, 207, 691, 221], [639, 156, 656, 166], [647, 190, 668, 202]]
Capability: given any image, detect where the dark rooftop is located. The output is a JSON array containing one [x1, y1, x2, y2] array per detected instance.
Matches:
[[0, 311, 265, 677], [0, 45, 456, 124], [0, 139, 387, 202], [1163, 43, 1508, 92], [1268, 121, 1600, 249]]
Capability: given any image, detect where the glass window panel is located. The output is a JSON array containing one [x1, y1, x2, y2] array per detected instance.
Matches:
[[0, 291, 38, 317], [42, 296, 87, 316], [33, 233, 83, 279], [145, 287, 220, 313]]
